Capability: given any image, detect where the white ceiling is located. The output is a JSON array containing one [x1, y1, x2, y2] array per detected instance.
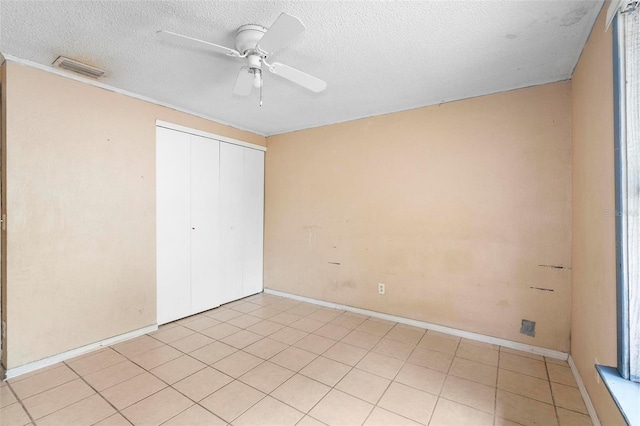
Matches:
[[0, 0, 603, 136]]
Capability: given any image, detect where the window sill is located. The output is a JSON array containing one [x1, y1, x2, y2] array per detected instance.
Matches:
[[596, 365, 640, 425]]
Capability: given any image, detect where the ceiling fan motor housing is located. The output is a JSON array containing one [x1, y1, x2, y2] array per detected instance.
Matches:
[[235, 24, 267, 55]]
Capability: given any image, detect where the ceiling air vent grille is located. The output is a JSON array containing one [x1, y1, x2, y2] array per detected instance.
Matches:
[[52, 56, 105, 79]]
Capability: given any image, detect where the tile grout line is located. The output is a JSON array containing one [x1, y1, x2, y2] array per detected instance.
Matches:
[[6, 381, 37, 426]]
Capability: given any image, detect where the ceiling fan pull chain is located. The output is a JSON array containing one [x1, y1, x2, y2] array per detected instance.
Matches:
[[260, 76, 263, 107]]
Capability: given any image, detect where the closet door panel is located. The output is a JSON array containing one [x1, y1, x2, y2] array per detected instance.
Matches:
[[156, 127, 191, 324], [219, 143, 244, 304], [190, 135, 220, 313], [242, 149, 265, 296]]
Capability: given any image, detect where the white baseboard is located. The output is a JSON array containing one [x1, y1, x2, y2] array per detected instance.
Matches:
[[4, 324, 158, 380], [264, 288, 569, 360], [568, 355, 601, 426]]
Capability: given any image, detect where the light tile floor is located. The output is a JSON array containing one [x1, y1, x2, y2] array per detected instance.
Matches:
[[0, 293, 593, 426]]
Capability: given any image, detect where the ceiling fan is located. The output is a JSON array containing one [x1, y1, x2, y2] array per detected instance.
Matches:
[[157, 13, 327, 99]]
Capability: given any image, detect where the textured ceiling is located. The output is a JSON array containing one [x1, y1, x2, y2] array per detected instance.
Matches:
[[0, 0, 602, 136]]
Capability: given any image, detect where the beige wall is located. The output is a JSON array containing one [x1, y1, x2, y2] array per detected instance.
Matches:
[[265, 81, 572, 351], [570, 6, 626, 426], [2, 61, 265, 369]]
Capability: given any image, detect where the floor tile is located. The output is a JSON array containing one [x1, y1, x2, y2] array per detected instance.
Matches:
[[456, 342, 499, 367], [150, 325, 195, 344], [179, 316, 221, 332], [290, 317, 325, 333], [238, 361, 294, 393], [330, 314, 368, 330], [246, 320, 285, 336], [248, 307, 282, 320], [297, 415, 327, 426], [497, 368, 552, 404], [270, 312, 304, 326], [394, 362, 446, 395], [377, 382, 437, 424], [460, 337, 499, 350], [287, 303, 321, 317], [495, 389, 558, 426], [499, 352, 547, 379], [551, 382, 588, 414], [100, 372, 166, 410], [406, 347, 453, 373], [83, 360, 145, 391], [227, 314, 264, 329], [448, 356, 497, 387], [300, 356, 351, 386], [494, 418, 523, 426], [230, 302, 263, 313], [341, 330, 381, 350], [212, 351, 263, 378], [429, 397, 494, 426], [500, 347, 544, 361], [21, 379, 94, 420], [356, 351, 404, 380], [199, 380, 265, 423], [270, 347, 318, 372], [269, 299, 301, 312], [548, 363, 578, 387], [309, 389, 373, 426], [112, 336, 165, 358], [307, 308, 343, 322], [220, 330, 263, 349], [322, 341, 368, 366], [149, 355, 206, 384], [189, 341, 237, 365], [172, 367, 233, 402], [93, 413, 132, 426], [36, 394, 115, 426], [363, 406, 422, 426], [244, 337, 289, 359], [121, 387, 192, 426], [372, 338, 414, 360], [205, 308, 244, 322], [293, 334, 336, 355], [384, 326, 425, 346], [271, 374, 330, 413], [556, 407, 594, 426], [128, 345, 182, 370], [168, 333, 214, 353], [200, 323, 242, 340], [0, 385, 18, 408], [0, 402, 32, 426], [546, 357, 570, 367], [234, 396, 304, 426], [417, 333, 459, 355], [66, 348, 126, 376], [440, 375, 495, 414], [162, 404, 226, 426], [314, 323, 351, 340], [269, 327, 309, 345], [355, 319, 395, 336], [10, 364, 78, 400], [335, 368, 390, 404]]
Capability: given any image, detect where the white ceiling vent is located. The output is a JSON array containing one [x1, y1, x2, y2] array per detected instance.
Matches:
[[52, 56, 105, 79]]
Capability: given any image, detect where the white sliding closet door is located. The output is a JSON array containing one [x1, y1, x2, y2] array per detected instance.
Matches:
[[156, 127, 191, 324], [219, 143, 245, 304], [190, 135, 220, 313], [242, 148, 265, 296]]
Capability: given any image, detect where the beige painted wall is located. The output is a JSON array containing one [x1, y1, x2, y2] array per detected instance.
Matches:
[[265, 82, 572, 351], [570, 6, 626, 426], [2, 61, 265, 369]]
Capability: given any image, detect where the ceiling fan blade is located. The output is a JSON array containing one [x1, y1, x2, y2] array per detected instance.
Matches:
[[257, 13, 305, 55], [233, 67, 254, 96], [156, 30, 241, 57], [268, 62, 327, 93]]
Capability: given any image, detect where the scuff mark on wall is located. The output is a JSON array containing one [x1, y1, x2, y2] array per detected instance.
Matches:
[[529, 286, 554, 292], [304, 226, 320, 248], [328, 262, 341, 265], [538, 264, 566, 269]]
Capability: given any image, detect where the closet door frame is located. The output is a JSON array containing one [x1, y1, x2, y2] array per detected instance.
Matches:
[[155, 121, 266, 325]]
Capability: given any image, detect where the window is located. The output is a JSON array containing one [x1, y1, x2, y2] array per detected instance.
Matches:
[[597, 2, 640, 425]]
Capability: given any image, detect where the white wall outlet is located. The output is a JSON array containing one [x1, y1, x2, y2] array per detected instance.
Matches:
[[378, 283, 385, 295]]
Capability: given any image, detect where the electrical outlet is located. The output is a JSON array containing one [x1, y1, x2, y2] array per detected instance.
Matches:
[[378, 283, 385, 295]]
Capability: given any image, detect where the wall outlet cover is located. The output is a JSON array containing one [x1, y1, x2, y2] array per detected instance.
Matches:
[[520, 319, 536, 337]]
